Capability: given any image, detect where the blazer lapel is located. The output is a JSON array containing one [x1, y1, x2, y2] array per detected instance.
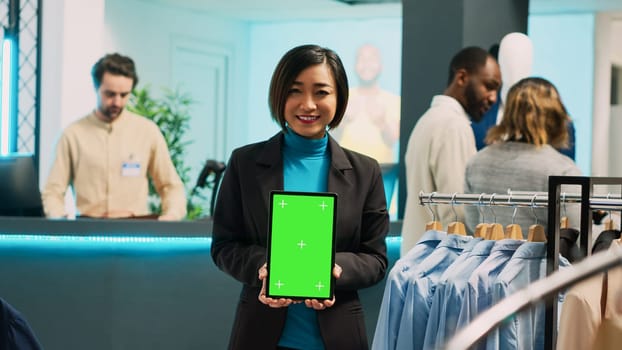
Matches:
[[327, 135, 353, 193], [255, 133, 284, 211], [252, 132, 353, 205]]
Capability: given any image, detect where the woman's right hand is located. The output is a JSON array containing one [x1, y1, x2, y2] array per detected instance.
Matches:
[[257, 263, 298, 308]]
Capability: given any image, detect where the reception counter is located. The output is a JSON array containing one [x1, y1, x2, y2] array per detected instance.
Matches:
[[0, 217, 401, 350]]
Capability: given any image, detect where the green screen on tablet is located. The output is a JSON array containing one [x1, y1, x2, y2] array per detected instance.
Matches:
[[266, 191, 337, 300]]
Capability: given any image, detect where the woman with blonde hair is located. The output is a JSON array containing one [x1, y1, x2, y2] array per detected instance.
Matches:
[[464, 77, 581, 236]]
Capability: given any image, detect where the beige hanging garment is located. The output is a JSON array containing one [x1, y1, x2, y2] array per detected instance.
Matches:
[[590, 249, 622, 349], [557, 241, 622, 350], [591, 316, 622, 349]]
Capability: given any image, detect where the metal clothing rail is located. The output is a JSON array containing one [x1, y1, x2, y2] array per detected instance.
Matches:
[[444, 243, 622, 350], [418, 191, 622, 211], [422, 176, 622, 350]]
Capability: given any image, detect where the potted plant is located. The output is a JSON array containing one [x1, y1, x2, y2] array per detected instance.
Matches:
[[127, 86, 206, 219]]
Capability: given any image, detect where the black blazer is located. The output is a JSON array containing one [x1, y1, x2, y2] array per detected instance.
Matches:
[[0, 298, 43, 350], [211, 132, 389, 350]]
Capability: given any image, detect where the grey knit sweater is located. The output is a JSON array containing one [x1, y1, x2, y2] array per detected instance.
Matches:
[[464, 141, 582, 236]]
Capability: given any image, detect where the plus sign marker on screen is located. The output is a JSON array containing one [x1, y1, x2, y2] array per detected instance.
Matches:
[[266, 191, 337, 300]]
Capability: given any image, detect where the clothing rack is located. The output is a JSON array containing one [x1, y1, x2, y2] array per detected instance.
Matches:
[[417, 191, 622, 211], [419, 176, 622, 349], [444, 241, 622, 350], [545, 176, 622, 349]]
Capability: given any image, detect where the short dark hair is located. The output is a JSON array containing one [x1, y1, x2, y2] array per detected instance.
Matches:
[[447, 46, 491, 86], [488, 43, 500, 61], [91, 53, 139, 89], [268, 44, 349, 131]]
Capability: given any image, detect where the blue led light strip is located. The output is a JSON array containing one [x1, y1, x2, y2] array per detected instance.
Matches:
[[0, 234, 213, 251], [0, 36, 12, 155], [0, 234, 211, 243], [0, 234, 401, 250]]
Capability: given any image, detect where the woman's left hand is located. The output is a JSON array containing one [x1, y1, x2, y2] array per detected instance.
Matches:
[[304, 264, 342, 311]]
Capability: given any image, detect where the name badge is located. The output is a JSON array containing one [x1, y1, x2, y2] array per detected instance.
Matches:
[[121, 162, 141, 177]]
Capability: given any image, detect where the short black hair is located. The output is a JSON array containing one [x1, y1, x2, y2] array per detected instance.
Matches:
[[91, 53, 139, 89], [268, 44, 349, 131], [488, 43, 500, 61], [447, 46, 491, 86]]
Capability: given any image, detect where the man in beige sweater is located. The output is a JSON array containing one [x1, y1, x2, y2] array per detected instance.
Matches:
[[42, 53, 187, 220], [401, 47, 501, 256]]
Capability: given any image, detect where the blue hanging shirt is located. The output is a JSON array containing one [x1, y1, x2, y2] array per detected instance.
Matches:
[[371, 230, 446, 350]]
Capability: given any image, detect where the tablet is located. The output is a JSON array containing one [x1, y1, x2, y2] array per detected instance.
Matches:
[[266, 191, 337, 300]]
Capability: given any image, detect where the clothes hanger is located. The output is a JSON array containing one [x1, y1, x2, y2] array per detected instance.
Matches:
[[527, 194, 547, 242], [473, 193, 489, 238], [446, 193, 466, 235], [485, 193, 505, 240], [603, 193, 617, 231], [424, 192, 443, 231], [603, 217, 615, 230], [560, 192, 570, 229], [505, 198, 523, 240]]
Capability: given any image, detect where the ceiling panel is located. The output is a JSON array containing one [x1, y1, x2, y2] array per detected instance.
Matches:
[[530, 0, 622, 14], [139, 0, 401, 21], [139, 0, 622, 21]]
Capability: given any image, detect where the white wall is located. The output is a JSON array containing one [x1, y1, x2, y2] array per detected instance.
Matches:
[[613, 18, 622, 65], [528, 13, 595, 175], [610, 105, 622, 177], [39, 0, 106, 186], [104, 0, 250, 189], [592, 13, 614, 176], [608, 17, 622, 177], [104, 0, 246, 101], [39, 0, 107, 217]]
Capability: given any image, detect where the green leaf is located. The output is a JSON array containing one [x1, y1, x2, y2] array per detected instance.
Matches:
[[127, 85, 207, 219]]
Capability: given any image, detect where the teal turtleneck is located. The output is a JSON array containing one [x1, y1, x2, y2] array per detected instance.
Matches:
[[278, 127, 331, 350], [282, 127, 330, 193]]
